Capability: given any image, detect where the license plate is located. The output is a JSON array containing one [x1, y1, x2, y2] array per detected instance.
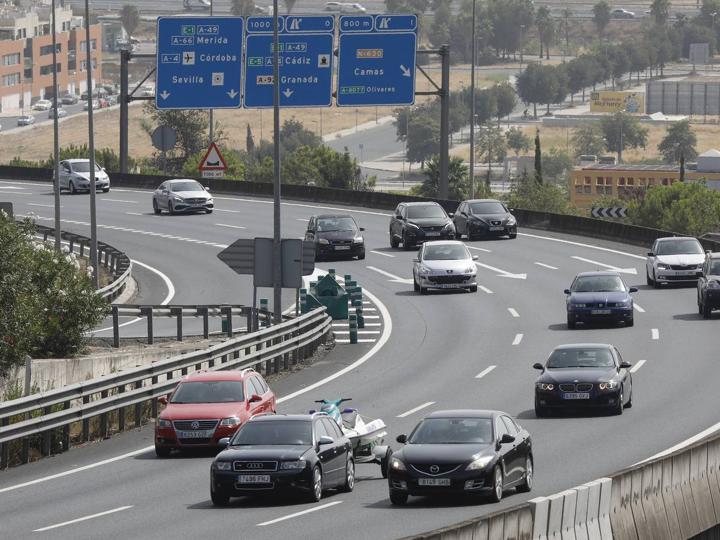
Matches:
[[436, 284, 460, 288], [425, 232, 441, 237], [334, 245, 351, 250], [418, 478, 451, 486], [591, 309, 611, 315], [489, 226, 504, 231], [178, 430, 214, 438], [563, 393, 590, 400], [238, 475, 271, 484]]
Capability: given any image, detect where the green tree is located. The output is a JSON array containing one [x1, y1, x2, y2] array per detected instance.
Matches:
[[535, 6, 555, 59], [505, 172, 570, 213], [650, 0, 671, 26], [566, 57, 593, 103], [143, 103, 209, 167], [429, 1, 451, 48], [278, 118, 322, 154], [534, 129, 542, 184], [592, 0, 611, 39], [475, 88, 498, 124], [120, 4, 140, 36], [600, 112, 649, 162], [492, 82, 517, 126], [476, 123, 508, 187], [231, 0, 256, 16], [542, 148, 573, 182], [515, 62, 544, 117], [571, 123, 606, 157], [246, 124, 255, 154], [657, 119, 698, 164], [417, 156, 469, 200], [560, 8, 572, 53], [406, 115, 440, 167], [506, 127, 531, 156]]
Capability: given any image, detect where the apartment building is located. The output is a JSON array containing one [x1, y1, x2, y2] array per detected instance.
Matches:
[[0, 3, 101, 113]]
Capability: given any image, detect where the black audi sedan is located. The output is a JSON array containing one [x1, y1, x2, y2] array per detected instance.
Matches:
[[306, 214, 365, 261], [387, 410, 532, 505], [534, 344, 633, 417], [210, 413, 354, 505], [389, 202, 455, 250], [565, 271, 637, 329], [453, 199, 517, 240]]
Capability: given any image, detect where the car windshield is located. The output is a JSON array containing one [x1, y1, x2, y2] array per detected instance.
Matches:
[[170, 181, 203, 192], [547, 348, 615, 368], [170, 381, 244, 403], [71, 162, 102, 173], [571, 275, 625, 292], [231, 421, 312, 446], [317, 217, 356, 232], [470, 202, 506, 214], [423, 244, 470, 261], [656, 239, 703, 255], [408, 417, 493, 444], [407, 205, 446, 219], [711, 260, 720, 275]]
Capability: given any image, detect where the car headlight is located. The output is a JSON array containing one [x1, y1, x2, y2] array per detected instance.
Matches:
[[657, 263, 670, 270], [536, 382, 554, 391], [405, 222, 420, 229], [463, 266, 475, 274], [618, 300, 632, 307], [215, 461, 232, 471], [418, 265, 432, 276], [506, 217, 517, 226], [390, 457, 406, 471], [443, 222, 455, 231], [280, 460, 307, 470], [353, 236, 364, 244], [318, 238, 330, 245], [598, 381, 618, 391], [220, 416, 240, 427], [173, 195, 185, 202], [157, 418, 172, 428], [708, 280, 720, 288], [207, 198, 214, 203], [466, 455, 493, 471]]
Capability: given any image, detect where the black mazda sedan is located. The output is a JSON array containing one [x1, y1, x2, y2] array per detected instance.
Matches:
[[210, 413, 354, 505], [534, 344, 633, 417], [387, 410, 532, 505], [306, 214, 365, 261]]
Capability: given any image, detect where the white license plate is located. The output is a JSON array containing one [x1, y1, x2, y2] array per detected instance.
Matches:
[[425, 232, 441, 237], [418, 478, 451, 486], [334, 245, 351, 250], [563, 393, 590, 400], [489, 226, 504, 231], [436, 283, 460, 288], [591, 309, 612, 315], [178, 430, 214, 438], [238, 474, 271, 484]]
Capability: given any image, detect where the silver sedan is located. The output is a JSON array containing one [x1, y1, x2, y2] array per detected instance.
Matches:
[[412, 241, 478, 294], [152, 179, 214, 215]]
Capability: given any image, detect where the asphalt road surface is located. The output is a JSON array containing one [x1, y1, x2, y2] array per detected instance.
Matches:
[[1, 179, 719, 539]]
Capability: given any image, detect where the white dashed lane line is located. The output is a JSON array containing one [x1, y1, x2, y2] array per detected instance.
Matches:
[[571, 256, 638, 275], [475, 366, 496, 379], [508, 308, 519, 318], [651, 328, 660, 340], [634, 303, 646, 313], [630, 360, 646, 373], [257, 501, 344, 527], [216, 223, 246, 230], [467, 246, 492, 253], [512, 333, 524, 346], [33, 506, 134, 532], [370, 250, 395, 258], [397, 401, 435, 418], [534, 262, 558, 270], [479, 286, 493, 294], [101, 198, 137, 203]]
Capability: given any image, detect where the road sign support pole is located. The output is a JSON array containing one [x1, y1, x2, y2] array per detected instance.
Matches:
[[51, 0, 61, 252], [120, 49, 129, 174], [469, 0, 476, 199], [272, 0, 283, 324], [85, 0, 99, 289], [439, 44, 450, 200]]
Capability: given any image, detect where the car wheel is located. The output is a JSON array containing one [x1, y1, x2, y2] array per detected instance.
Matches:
[[206, 208, 213, 214], [653, 271, 660, 289], [698, 295, 704, 315], [413, 275, 420, 292], [469, 285, 478, 293], [626, 316, 634, 327], [402, 232, 414, 251], [380, 448, 392, 479], [308, 466, 323, 502], [69, 181, 76, 195], [489, 465, 504, 503], [153, 199, 161, 215], [168, 201, 175, 215], [211, 485, 230, 506], [613, 391, 624, 415], [155, 445, 171, 458], [625, 389, 633, 409], [341, 458, 355, 492], [358, 250, 366, 260], [389, 490, 408, 506], [390, 234, 399, 249], [420, 285, 428, 295], [509, 232, 517, 239], [567, 314, 576, 329], [703, 301, 712, 319], [534, 398, 546, 418], [517, 455, 533, 493], [646, 270, 654, 286], [103, 187, 110, 193]]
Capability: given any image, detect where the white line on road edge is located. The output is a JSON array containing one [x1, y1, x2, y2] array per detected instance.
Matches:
[[336, 339, 376, 344], [333, 330, 381, 335], [366, 266, 413, 284], [28, 203, 57, 208], [370, 250, 395, 258], [216, 223, 246, 230], [475, 365, 496, 379], [636, 420, 720, 466], [512, 333, 524, 346], [508, 308, 519, 318], [519, 232, 646, 260], [214, 208, 242, 213], [479, 286, 493, 294], [125, 212, 143, 216], [397, 401, 435, 418], [33, 506, 134, 532], [101, 198, 137, 203], [534, 262, 558, 270], [651, 328, 659, 340], [467, 246, 492, 253], [634, 303, 646, 313], [257, 501, 343, 527], [630, 360, 646, 373], [571, 256, 637, 275], [296, 218, 309, 222], [474, 261, 526, 280]]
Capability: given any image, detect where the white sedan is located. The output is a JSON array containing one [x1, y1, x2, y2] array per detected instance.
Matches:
[[646, 236, 705, 287], [152, 179, 214, 215], [412, 240, 478, 294]]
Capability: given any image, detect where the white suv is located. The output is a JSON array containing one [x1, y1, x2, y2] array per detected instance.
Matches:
[[646, 237, 705, 288]]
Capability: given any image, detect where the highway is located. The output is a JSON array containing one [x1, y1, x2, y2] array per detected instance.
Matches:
[[1, 179, 719, 539]]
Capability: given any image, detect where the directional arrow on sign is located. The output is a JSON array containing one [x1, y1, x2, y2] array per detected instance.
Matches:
[[159, 91, 170, 100], [474, 261, 527, 280], [227, 89, 239, 99], [400, 65, 412, 77], [283, 88, 294, 99], [571, 256, 638, 275]]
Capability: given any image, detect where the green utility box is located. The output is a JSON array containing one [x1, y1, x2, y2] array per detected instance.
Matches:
[[313, 274, 349, 320]]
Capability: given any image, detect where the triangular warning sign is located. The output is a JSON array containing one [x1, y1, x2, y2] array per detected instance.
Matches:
[[198, 142, 227, 171]]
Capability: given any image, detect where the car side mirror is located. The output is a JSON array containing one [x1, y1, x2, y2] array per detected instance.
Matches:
[[620, 361, 632, 369], [204, 186, 210, 192], [564, 289, 571, 295], [500, 434, 515, 445], [396, 434, 407, 444], [359, 227, 365, 231], [219, 437, 230, 447], [318, 436, 334, 446], [472, 255, 479, 260], [629, 287, 638, 293], [248, 394, 262, 403], [533, 362, 544, 371], [158, 396, 168, 405], [647, 252, 654, 257], [412, 258, 419, 263], [509, 208, 515, 212], [448, 212, 454, 218], [395, 213, 402, 219]]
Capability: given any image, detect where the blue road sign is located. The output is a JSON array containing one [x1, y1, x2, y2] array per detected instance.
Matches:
[[244, 16, 334, 109], [156, 17, 244, 109], [337, 14, 417, 107]]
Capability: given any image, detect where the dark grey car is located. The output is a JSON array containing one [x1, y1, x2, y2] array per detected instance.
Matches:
[[453, 199, 517, 240]]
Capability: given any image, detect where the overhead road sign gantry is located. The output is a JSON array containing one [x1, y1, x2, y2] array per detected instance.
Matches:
[[243, 15, 335, 108], [337, 14, 418, 107], [156, 17, 244, 109]]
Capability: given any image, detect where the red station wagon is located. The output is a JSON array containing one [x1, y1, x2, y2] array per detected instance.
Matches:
[[155, 369, 276, 456]]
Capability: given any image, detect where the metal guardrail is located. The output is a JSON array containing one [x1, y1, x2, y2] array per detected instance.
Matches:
[[0, 307, 331, 466]]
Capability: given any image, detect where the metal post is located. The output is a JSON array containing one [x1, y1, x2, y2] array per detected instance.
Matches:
[[51, 0, 61, 252], [120, 49, 129, 173], [469, 0, 476, 199], [439, 45, 450, 200], [85, 0, 99, 289], [208, 0, 214, 147], [112, 305, 120, 348], [272, 0, 283, 324]]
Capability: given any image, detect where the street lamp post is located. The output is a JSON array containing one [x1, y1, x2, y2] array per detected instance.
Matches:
[[469, 0, 476, 199], [51, 0, 61, 251], [84, 0, 98, 289]]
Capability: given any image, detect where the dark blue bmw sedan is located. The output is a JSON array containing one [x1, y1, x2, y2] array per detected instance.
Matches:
[[564, 271, 637, 329]]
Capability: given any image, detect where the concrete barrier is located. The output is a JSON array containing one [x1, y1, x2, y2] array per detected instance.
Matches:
[[661, 457, 683, 540], [530, 497, 550, 540], [574, 484, 590, 540]]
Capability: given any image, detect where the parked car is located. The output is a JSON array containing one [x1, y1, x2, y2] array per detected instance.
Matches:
[[183, 0, 211, 10], [152, 179, 214, 214], [388, 410, 532, 505], [413, 240, 478, 294], [565, 271, 637, 328], [155, 369, 275, 457], [534, 343, 633, 416], [306, 214, 365, 261], [611, 8, 635, 18], [83, 99, 100, 111], [17, 115, 36, 126], [697, 252, 720, 318], [453, 199, 517, 240], [61, 94, 79, 105], [325, 1, 366, 12], [646, 236, 705, 287], [210, 413, 354, 505], [32, 99, 52, 111], [390, 201, 455, 250], [48, 107, 68, 119], [105, 95, 118, 106], [59, 159, 110, 193]]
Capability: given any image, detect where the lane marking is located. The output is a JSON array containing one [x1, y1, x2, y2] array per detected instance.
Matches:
[[332, 322, 381, 327], [467, 246, 492, 253], [125, 212, 143, 216], [296, 218, 309, 222], [333, 330, 381, 335], [216, 223, 246, 230], [101, 198, 137, 203], [479, 286, 493, 294], [33, 506, 133, 532], [397, 401, 435, 418], [571, 256, 637, 275], [0, 185, 29, 190], [474, 261, 526, 280], [257, 501, 343, 527], [335, 339, 376, 344], [651, 328, 659, 340], [363, 315, 380, 319], [636, 421, 720, 465], [508, 308, 519, 318], [370, 250, 395, 258], [634, 303, 646, 313], [535, 262, 558, 270], [475, 365, 496, 379], [630, 360, 646, 373], [519, 232, 646, 260], [366, 266, 413, 284], [28, 203, 58, 208], [214, 208, 242, 214], [512, 333, 524, 345]]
